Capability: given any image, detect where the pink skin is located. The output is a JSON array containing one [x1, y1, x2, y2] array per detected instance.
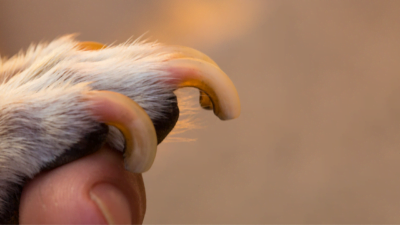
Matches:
[[19, 145, 146, 224]]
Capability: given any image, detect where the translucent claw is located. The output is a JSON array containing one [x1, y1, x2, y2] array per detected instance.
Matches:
[[164, 58, 241, 120], [87, 91, 157, 173]]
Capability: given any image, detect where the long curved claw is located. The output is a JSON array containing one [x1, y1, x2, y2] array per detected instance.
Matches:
[[160, 46, 240, 118], [161, 46, 227, 111], [164, 58, 241, 120], [86, 91, 157, 173]]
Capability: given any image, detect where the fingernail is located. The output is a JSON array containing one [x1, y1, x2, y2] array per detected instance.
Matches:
[[90, 183, 132, 224]]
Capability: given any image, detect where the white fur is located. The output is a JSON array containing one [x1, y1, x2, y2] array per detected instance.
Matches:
[[0, 36, 186, 211]]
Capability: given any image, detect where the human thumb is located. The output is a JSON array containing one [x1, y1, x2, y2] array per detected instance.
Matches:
[[19, 145, 146, 224]]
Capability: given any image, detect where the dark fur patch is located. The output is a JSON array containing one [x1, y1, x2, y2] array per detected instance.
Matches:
[[0, 181, 24, 224], [153, 96, 180, 144], [42, 123, 109, 171]]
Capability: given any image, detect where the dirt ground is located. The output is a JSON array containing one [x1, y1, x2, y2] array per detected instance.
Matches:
[[1, 0, 400, 223]]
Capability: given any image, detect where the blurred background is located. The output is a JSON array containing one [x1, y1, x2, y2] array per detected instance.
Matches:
[[2, 0, 400, 223]]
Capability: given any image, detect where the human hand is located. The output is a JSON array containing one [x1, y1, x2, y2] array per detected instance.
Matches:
[[19, 145, 146, 224]]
